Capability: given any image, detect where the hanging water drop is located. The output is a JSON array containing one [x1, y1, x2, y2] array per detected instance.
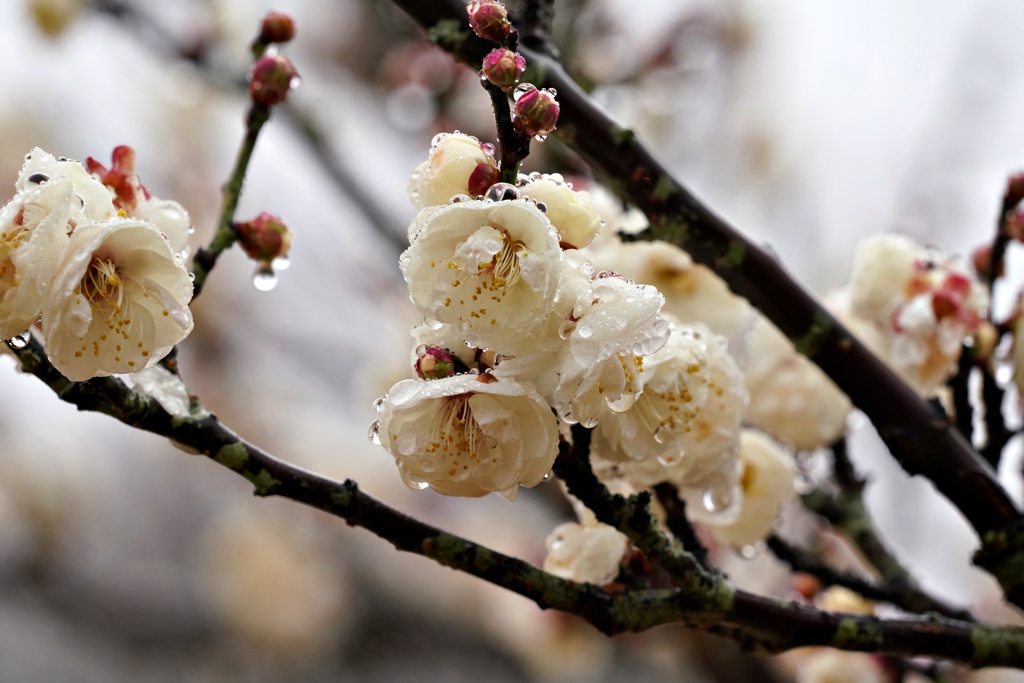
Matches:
[[576, 322, 593, 338], [431, 132, 448, 148], [702, 486, 732, 514], [367, 421, 381, 445], [542, 471, 551, 481], [481, 143, 496, 157], [558, 320, 575, 339], [252, 266, 278, 292], [272, 255, 291, 271], [5, 330, 31, 349], [533, 134, 548, 143], [512, 83, 536, 101], [372, 397, 386, 410], [485, 183, 520, 202]]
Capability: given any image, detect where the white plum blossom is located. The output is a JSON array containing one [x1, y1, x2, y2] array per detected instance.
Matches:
[[708, 430, 796, 547], [543, 520, 629, 585], [742, 318, 852, 451], [42, 218, 194, 381], [518, 173, 602, 249], [588, 241, 754, 341], [373, 374, 559, 501], [844, 233, 987, 396], [795, 650, 887, 683], [18, 147, 117, 222], [407, 132, 497, 210], [0, 175, 76, 338], [496, 265, 671, 426], [595, 323, 746, 478], [400, 199, 562, 350]]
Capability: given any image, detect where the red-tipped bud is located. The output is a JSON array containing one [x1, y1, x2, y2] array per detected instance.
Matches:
[[248, 54, 298, 107], [416, 347, 456, 380], [467, 1, 510, 42], [513, 85, 559, 138], [481, 48, 526, 91], [468, 162, 500, 196], [235, 212, 293, 264], [259, 11, 296, 44]]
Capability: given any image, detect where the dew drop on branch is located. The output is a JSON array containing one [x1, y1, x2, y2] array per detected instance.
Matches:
[[5, 330, 31, 349]]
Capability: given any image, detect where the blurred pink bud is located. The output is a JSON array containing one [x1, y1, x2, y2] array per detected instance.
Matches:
[[235, 212, 293, 264], [468, 162, 499, 196], [466, 1, 510, 42], [248, 54, 298, 107], [513, 86, 559, 137]]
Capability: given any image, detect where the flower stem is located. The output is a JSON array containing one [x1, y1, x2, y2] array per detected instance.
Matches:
[[191, 104, 271, 296], [485, 82, 529, 184]]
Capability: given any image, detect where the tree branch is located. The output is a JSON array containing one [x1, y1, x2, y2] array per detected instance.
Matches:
[[387, 0, 1024, 606], [10, 333, 1024, 667]]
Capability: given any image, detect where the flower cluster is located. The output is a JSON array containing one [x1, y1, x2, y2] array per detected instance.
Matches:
[[842, 233, 988, 396], [0, 148, 194, 381], [372, 132, 757, 513]]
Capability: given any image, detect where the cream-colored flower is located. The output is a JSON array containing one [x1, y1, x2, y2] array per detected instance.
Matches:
[[796, 650, 886, 683], [742, 319, 852, 450], [18, 147, 117, 222], [0, 179, 75, 338], [596, 323, 746, 477], [133, 197, 192, 254], [587, 241, 755, 341], [407, 132, 497, 210], [518, 173, 602, 249], [543, 520, 629, 585], [848, 233, 919, 322], [708, 430, 796, 547], [400, 199, 562, 350], [374, 374, 559, 501], [42, 218, 194, 381]]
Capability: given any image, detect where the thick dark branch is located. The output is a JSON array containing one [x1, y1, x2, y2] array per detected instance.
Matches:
[[653, 483, 715, 573], [10, 335, 1024, 666], [388, 0, 1024, 604]]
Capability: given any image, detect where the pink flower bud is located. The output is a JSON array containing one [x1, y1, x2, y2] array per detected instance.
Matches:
[[248, 54, 298, 107], [466, 0, 510, 42], [468, 162, 499, 196], [415, 347, 457, 380], [513, 85, 559, 138], [259, 10, 297, 44], [481, 48, 526, 91], [235, 212, 293, 264]]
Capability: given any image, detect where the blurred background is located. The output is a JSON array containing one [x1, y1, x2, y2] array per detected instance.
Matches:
[[1, 0, 1024, 680]]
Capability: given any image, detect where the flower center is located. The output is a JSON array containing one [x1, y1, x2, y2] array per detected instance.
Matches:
[[82, 257, 125, 311], [480, 231, 523, 292], [0, 226, 29, 287]]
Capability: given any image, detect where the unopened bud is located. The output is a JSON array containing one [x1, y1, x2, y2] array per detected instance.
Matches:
[[248, 54, 298, 107], [467, 0, 511, 42], [235, 212, 293, 264], [972, 244, 996, 279], [259, 10, 296, 44], [513, 85, 559, 138], [481, 48, 525, 91], [416, 347, 456, 380], [468, 162, 499, 196]]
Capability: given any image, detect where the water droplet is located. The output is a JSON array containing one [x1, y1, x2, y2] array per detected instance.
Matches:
[[252, 266, 278, 292], [548, 534, 565, 551], [533, 134, 548, 143], [576, 322, 593, 338], [547, 88, 558, 96], [431, 132, 448, 148], [579, 416, 600, 428], [407, 479, 430, 491], [272, 255, 291, 271], [653, 427, 672, 447], [535, 202, 547, 213], [367, 421, 381, 445], [558, 320, 575, 339], [5, 330, 31, 349], [27, 173, 48, 185], [414, 344, 428, 356], [542, 472, 551, 481], [448, 193, 472, 204], [793, 471, 814, 495], [289, 75, 303, 90], [739, 543, 762, 560], [372, 397, 385, 410], [512, 83, 536, 101], [615, 316, 627, 330], [481, 143, 496, 157], [424, 317, 444, 331], [702, 486, 732, 514], [485, 183, 520, 202]]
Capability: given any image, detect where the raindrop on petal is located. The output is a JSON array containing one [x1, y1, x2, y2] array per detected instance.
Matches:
[[5, 330, 31, 350], [367, 421, 381, 445]]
